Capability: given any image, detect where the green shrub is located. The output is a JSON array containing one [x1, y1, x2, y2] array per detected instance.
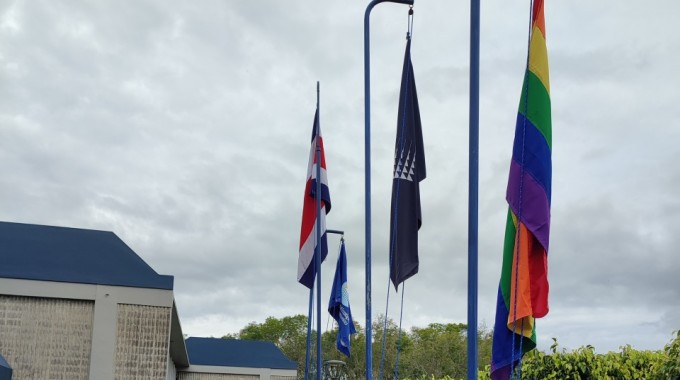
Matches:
[[475, 333, 680, 380]]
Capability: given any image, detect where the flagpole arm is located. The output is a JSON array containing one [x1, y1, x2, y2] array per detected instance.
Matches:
[[467, 0, 480, 379], [326, 229, 344, 236], [363, 1, 413, 379]]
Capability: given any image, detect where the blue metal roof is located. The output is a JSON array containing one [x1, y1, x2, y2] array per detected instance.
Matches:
[[0, 352, 12, 380], [0, 221, 173, 290], [185, 337, 297, 370]]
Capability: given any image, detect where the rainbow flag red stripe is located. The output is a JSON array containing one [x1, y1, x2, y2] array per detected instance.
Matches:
[[491, 1, 552, 379]]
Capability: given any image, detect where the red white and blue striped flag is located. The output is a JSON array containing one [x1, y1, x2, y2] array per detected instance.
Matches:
[[298, 109, 332, 289]]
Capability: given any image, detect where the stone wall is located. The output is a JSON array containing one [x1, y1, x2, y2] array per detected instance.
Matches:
[[114, 304, 171, 380], [0, 295, 94, 379]]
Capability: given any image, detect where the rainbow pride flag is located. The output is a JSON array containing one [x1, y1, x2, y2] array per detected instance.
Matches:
[[491, 1, 551, 379]]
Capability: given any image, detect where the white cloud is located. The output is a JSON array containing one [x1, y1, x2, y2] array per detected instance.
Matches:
[[1, 0, 678, 356]]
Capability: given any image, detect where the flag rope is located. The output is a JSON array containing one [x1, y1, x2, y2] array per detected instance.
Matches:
[[307, 287, 316, 378], [510, 0, 536, 378], [381, 9, 415, 379], [394, 283, 406, 380], [324, 296, 334, 372], [325, 237, 343, 358], [378, 276, 392, 379], [305, 286, 314, 380], [517, 318, 525, 379]]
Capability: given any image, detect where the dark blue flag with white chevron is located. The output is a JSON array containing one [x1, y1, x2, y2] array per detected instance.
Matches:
[[390, 37, 426, 290], [328, 240, 356, 357]]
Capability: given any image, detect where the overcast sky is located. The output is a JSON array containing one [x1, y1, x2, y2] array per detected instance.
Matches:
[[1, 0, 679, 356]]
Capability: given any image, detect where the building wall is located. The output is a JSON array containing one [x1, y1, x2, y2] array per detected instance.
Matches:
[[167, 354, 177, 380], [179, 366, 297, 380], [0, 278, 176, 379], [114, 304, 172, 380], [178, 373, 259, 380], [0, 295, 94, 380]]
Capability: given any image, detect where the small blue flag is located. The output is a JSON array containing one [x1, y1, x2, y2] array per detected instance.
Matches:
[[328, 240, 356, 357]]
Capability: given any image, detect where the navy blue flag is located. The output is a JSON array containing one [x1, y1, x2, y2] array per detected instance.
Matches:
[[390, 38, 426, 290], [328, 240, 356, 357]]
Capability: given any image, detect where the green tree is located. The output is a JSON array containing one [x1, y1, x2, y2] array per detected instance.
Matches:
[[371, 315, 413, 380], [321, 321, 366, 379], [402, 323, 466, 378], [654, 330, 680, 380], [399, 322, 492, 379], [483, 338, 670, 380], [223, 314, 678, 380]]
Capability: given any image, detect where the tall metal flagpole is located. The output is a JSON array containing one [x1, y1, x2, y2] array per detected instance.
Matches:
[[315, 81, 323, 380], [363, 1, 413, 379], [467, 0, 481, 378]]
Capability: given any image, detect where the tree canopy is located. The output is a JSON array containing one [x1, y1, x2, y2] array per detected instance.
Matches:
[[223, 314, 491, 379], [223, 316, 679, 380]]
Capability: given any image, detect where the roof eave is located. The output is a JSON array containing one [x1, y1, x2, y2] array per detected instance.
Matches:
[[169, 300, 190, 368]]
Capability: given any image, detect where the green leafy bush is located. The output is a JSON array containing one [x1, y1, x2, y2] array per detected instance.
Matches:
[[410, 332, 680, 380], [226, 315, 678, 380], [475, 332, 680, 380]]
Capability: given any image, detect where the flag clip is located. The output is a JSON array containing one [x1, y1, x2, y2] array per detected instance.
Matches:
[[406, 6, 414, 40]]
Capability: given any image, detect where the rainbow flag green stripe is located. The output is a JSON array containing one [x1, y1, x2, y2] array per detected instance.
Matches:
[[518, 71, 552, 149]]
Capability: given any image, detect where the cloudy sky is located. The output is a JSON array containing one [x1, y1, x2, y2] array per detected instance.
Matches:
[[1, 0, 679, 355]]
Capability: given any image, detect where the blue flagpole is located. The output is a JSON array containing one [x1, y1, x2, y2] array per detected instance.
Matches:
[[315, 81, 323, 380], [363, 2, 413, 379], [467, 0, 480, 378]]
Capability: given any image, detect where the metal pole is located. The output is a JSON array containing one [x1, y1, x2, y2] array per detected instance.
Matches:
[[304, 286, 313, 380], [467, 0, 480, 378], [363, 2, 413, 379], [315, 81, 323, 380]]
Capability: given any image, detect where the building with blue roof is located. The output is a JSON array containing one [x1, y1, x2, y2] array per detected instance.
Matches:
[[184, 337, 297, 378], [0, 221, 297, 380], [0, 221, 174, 290]]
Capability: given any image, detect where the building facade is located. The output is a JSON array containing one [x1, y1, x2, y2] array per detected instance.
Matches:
[[0, 222, 296, 380]]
